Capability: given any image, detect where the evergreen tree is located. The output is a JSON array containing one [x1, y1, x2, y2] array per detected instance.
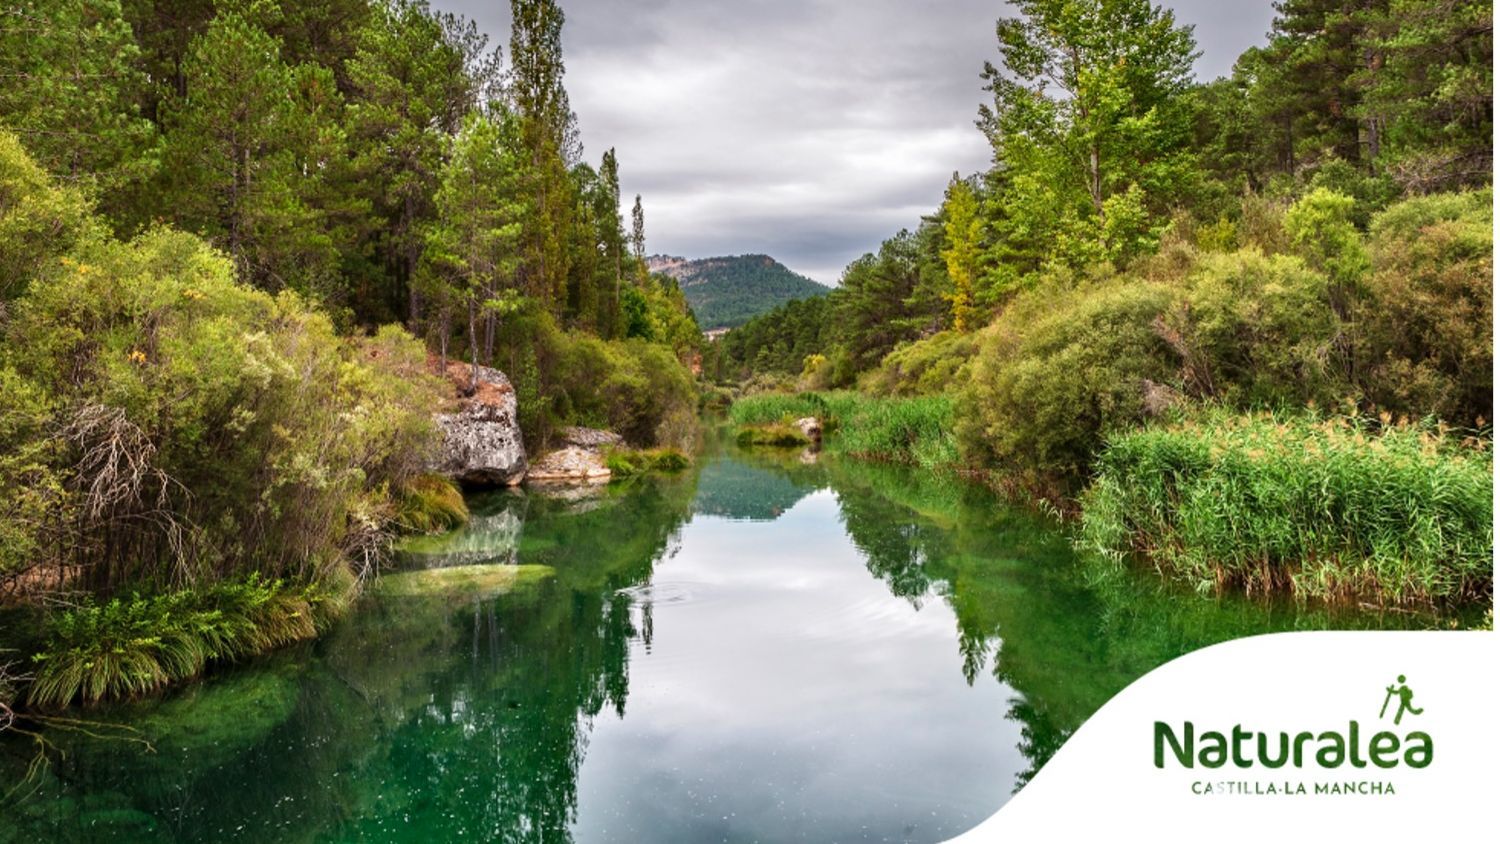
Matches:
[[508, 0, 576, 308], [344, 0, 489, 324], [0, 0, 159, 227], [425, 111, 524, 388], [162, 11, 344, 299]]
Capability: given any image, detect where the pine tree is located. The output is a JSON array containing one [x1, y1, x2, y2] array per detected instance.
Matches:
[[508, 0, 576, 309], [162, 12, 343, 298], [425, 112, 524, 390], [0, 0, 159, 227]]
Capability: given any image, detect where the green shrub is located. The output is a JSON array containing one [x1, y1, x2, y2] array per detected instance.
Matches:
[[1160, 249, 1343, 407], [861, 331, 982, 397], [1355, 189, 1492, 426], [27, 576, 343, 708], [1079, 412, 1493, 605], [958, 279, 1178, 487], [394, 473, 469, 534], [0, 169, 447, 594], [506, 315, 699, 450]]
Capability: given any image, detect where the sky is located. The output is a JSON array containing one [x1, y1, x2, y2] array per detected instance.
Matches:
[[433, 1, 1277, 284]]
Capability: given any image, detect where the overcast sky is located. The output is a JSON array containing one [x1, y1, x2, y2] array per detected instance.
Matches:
[[433, 1, 1276, 284]]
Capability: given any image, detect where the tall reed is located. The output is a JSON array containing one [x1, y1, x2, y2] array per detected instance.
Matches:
[[1079, 411, 1492, 604]]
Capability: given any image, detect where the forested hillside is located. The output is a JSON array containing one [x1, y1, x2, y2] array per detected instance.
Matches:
[[647, 253, 830, 329]]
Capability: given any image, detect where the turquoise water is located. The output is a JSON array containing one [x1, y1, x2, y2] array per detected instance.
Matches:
[[0, 447, 1437, 843]]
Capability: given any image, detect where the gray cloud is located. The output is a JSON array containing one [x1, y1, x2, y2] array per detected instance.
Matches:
[[433, 1, 1275, 283]]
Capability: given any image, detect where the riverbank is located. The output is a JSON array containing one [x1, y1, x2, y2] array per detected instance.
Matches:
[[729, 392, 1494, 609]]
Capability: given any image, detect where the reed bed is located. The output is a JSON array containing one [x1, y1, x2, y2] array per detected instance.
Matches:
[[1079, 412, 1493, 605]]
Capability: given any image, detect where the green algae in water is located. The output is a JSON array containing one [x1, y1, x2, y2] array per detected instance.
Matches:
[[371, 563, 555, 600]]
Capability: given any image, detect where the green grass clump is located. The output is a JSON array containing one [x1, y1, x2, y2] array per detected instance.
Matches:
[[832, 394, 958, 469], [728, 392, 830, 427], [27, 576, 346, 708], [394, 473, 469, 534], [1079, 411, 1493, 605], [734, 424, 811, 447], [605, 448, 692, 476]]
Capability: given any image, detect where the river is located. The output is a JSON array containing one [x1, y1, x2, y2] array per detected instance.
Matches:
[[0, 443, 1443, 843]]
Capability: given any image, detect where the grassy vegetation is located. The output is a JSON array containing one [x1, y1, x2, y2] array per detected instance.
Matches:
[[1079, 412, 1493, 605], [27, 576, 353, 708], [604, 447, 692, 477], [732, 391, 958, 470], [394, 474, 470, 534]]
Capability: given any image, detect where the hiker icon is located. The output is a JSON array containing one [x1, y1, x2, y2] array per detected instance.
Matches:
[[1380, 675, 1424, 725]]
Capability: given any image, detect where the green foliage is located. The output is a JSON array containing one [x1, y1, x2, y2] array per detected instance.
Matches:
[[0, 139, 446, 595], [604, 448, 691, 477], [394, 474, 470, 534], [861, 331, 982, 397], [959, 279, 1178, 487], [1080, 412, 1493, 604], [831, 395, 958, 470], [1355, 189, 1493, 426], [28, 577, 338, 708], [0, 0, 159, 226], [1160, 248, 1344, 407], [734, 424, 812, 448], [980, 0, 1199, 281], [0, 131, 94, 302], [494, 314, 697, 449], [1284, 187, 1369, 296]]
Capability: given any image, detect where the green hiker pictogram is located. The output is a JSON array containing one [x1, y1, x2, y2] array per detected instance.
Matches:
[[1379, 674, 1424, 725]]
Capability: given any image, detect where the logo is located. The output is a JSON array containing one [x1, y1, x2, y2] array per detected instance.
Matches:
[[1153, 675, 1433, 771], [1379, 674, 1424, 726]]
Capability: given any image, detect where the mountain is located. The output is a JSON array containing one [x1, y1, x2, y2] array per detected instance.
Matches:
[[647, 254, 830, 330]]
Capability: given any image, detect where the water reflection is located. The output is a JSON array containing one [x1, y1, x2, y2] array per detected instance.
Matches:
[[0, 446, 1452, 843]]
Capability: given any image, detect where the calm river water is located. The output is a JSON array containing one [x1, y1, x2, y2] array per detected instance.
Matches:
[[0, 445, 1438, 843]]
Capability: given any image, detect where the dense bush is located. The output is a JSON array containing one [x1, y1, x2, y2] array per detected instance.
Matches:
[[394, 474, 469, 535], [1159, 249, 1343, 407], [1079, 412, 1493, 604], [958, 279, 1178, 486], [1354, 189, 1492, 426], [0, 141, 447, 600], [861, 331, 982, 397]]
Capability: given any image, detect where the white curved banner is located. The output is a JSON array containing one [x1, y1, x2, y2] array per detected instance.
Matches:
[[951, 631, 1498, 842]]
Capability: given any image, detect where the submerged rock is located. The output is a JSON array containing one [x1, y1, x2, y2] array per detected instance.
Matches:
[[432, 362, 527, 486]]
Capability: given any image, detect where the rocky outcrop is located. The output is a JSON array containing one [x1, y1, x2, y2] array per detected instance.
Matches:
[[432, 362, 527, 486], [525, 446, 611, 483], [556, 426, 623, 450], [525, 426, 620, 484]]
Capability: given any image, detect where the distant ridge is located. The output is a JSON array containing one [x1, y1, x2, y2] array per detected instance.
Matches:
[[647, 254, 830, 330]]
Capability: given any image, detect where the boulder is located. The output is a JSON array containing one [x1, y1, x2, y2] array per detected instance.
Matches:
[[432, 363, 527, 486], [795, 416, 823, 442], [526, 446, 612, 483], [556, 426, 624, 451]]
